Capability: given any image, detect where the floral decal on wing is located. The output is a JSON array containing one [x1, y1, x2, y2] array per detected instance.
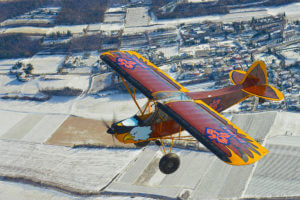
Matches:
[[116, 57, 138, 70], [209, 98, 223, 112], [205, 126, 260, 163], [205, 127, 234, 145]]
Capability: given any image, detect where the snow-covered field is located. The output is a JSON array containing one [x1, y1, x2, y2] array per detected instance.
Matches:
[[0, 74, 89, 97], [104, 13, 125, 23], [125, 7, 150, 27], [0, 24, 89, 35], [0, 139, 142, 193], [49, 24, 89, 35], [153, 2, 300, 26], [0, 80, 219, 121], [22, 55, 65, 74], [66, 51, 100, 67], [267, 2, 300, 20], [156, 46, 179, 58], [0, 75, 39, 95], [38, 75, 90, 91], [0, 7, 60, 27], [0, 58, 23, 74], [0, 92, 146, 120], [281, 50, 300, 66]]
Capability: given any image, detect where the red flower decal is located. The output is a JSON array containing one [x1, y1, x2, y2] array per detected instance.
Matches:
[[116, 57, 137, 70], [209, 98, 223, 112], [205, 127, 233, 145], [222, 127, 247, 144]]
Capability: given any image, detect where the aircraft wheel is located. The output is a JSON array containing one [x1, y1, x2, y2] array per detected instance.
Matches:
[[159, 153, 180, 174], [134, 140, 150, 148]]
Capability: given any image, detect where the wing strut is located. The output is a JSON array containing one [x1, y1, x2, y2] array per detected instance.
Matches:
[[120, 76, 143, 114]]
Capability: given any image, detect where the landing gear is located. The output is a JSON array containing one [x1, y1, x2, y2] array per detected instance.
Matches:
[[159, 153, 180, 174], [134, 140, 150, 148]]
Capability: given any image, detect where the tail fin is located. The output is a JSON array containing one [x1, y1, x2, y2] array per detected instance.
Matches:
[[229, 61, 284, 101]]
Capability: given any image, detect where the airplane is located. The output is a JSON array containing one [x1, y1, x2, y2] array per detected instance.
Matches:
[[100, 50, 284, 174]]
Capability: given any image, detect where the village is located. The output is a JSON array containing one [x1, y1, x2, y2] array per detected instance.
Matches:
[[0, 0, 299, 113]]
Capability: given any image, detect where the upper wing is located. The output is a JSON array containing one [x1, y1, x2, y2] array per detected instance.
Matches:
[[101, 51, 188, 99], [157, 100, 268, 165]]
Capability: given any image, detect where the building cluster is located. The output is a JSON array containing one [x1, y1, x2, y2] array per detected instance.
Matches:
[[100, 13, 299, 112], [2, 2, 299, 112]]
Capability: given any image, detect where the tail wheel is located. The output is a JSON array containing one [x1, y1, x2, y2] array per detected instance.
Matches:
[[159, 153, 180, 174], [134, 140, 150, 148]]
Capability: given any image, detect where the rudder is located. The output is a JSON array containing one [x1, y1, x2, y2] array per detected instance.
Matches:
[[229, 61, 284, 101]]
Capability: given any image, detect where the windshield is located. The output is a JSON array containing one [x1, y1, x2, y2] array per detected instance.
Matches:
[[121, 116, 139, 126]]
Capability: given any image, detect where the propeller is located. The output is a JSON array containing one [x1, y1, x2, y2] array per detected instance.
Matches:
[[101, 113, 118, 145]]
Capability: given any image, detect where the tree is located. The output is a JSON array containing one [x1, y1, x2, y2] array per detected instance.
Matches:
[[67, 30, 72, 37], [24, 63, 33, 74], [12, 61, 23, 70]]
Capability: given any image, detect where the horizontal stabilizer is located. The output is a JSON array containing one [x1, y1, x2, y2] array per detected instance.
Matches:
[[229, 61, 284, 101]]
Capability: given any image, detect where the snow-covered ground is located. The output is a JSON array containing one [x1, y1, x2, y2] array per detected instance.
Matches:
[[267, 2, 300, 20], [153, 2, 300, 26], [38, 75, 90, 91], [0, 58, 23, 74], [66, 51, 100, 67], [0, 80, 220, 121], [104, 13, 125, 24], [125, 7, 150, 27], [48, 24, 89, 35], [0, 92, 146, 121], [1, 24, 89, 35], [156, 46, 179, 58], [0, 139, 142, 194], [0, 7, 61, 27], [22, 55, 66, 74], [281, 49, 300, 66], [0, 75, 39, 95], [0, 73, 89, 96]]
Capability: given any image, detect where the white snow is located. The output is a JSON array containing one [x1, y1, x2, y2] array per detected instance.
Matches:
[[0, 139, 142, 193], [0, 75, 39, 95], [156, 46, 179, 58], [0, 6, 60, 27], [1, 26, 49, 34], [125, 7, 150, 27], [106, 7, 125, 13], [48, 24, 88, 35], [22, 55, 66, 74], [100, 23, 124, 31], [21, 114, 69, 143], [104, 13, 125, 23], [267, 112, 300, 137], [0, 180, 154, 200], [0, 110, 27, 137], [0, 91, 148, 121], [267, 2, 300, 19], [38, 75, 90, 91], [0, 58, 23, 73]]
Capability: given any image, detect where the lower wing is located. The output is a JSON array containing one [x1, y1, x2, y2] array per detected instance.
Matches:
[[157, 100, 268, 165]]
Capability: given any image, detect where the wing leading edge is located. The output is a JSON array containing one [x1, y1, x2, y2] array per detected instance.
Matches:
[[158, 100, 268, 165], [101, 51, 188, 99]]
